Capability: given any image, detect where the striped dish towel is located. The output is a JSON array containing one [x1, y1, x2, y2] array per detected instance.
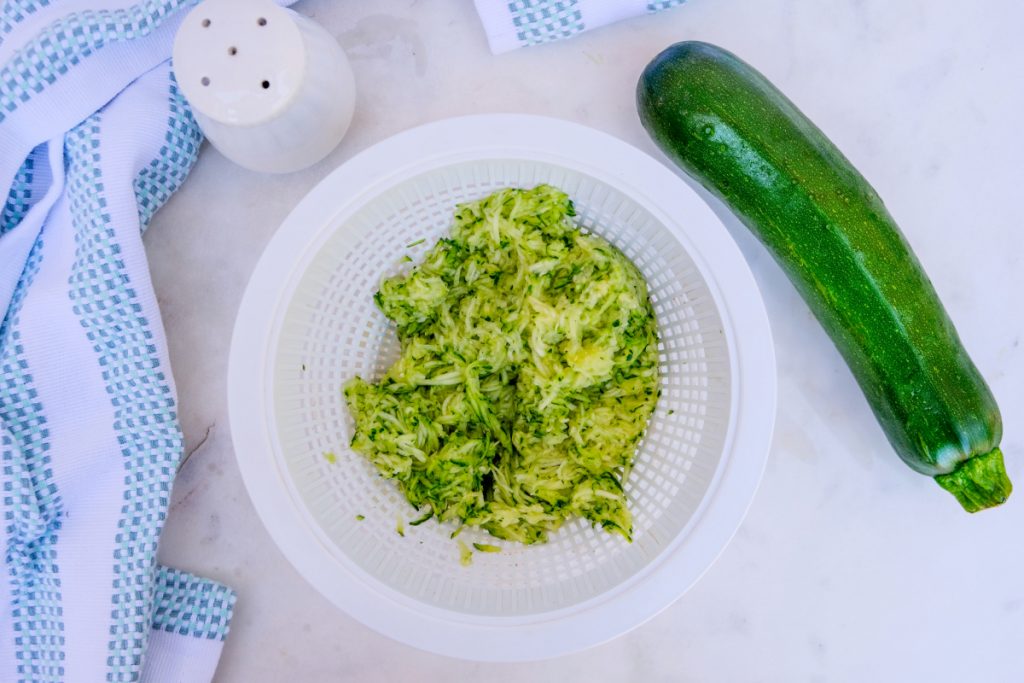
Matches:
[[0, 1, 238, 681], [473, 0, 687, 53]]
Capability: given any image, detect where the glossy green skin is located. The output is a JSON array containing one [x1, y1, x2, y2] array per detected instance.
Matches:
[[637, 42, 1002, 478]]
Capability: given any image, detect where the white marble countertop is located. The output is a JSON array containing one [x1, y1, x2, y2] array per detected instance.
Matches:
[[148, 1, 1024, 680]]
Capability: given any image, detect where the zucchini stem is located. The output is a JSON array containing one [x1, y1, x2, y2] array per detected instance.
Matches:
[[934, 448, 1012, 513]]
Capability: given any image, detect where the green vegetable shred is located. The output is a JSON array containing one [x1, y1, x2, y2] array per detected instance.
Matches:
[[344, 186, 659, 545], [457, 540, 473, 567], [472, 543, 501, 553]]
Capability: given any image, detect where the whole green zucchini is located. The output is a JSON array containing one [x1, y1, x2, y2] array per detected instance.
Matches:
[[637, 41, 1010, 511]]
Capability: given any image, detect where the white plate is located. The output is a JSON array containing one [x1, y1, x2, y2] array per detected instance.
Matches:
[[228, 114, 776, 661]]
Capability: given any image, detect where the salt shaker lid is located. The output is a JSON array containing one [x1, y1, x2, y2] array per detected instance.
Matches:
[[172, 0, 305, 127]]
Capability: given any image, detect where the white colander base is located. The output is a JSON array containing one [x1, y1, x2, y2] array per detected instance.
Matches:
[[228, 115, 776, 661]]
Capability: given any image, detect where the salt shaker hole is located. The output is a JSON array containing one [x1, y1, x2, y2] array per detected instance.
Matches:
[[201, 77, 210, 86], [228, 46, 238, 55], [201, 18, 210, 27], [257, 17, 267, 26], [261, 80, 270, 89]]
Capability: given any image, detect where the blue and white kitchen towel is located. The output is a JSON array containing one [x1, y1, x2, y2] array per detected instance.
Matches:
[[474, 0, 686, 53], [0, 1, 237, 681]]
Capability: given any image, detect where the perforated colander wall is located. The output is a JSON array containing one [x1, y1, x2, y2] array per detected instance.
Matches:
[[272, 160, 732, 616]]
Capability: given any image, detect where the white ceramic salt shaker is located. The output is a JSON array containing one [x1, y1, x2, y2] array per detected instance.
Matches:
[[172, 0, 356, 174]]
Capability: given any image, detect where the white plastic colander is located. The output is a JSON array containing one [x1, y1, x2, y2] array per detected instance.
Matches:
[[228, 115, 776, 661]]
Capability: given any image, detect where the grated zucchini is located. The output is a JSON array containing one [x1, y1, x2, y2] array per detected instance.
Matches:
[[457, 540, 473, 566], [473, 543, 501, 553], [344, 185, 659, 544]]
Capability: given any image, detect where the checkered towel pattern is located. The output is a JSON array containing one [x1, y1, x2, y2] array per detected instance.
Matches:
[[473, 0, 687, 53], [0, 2, 236, 681]]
